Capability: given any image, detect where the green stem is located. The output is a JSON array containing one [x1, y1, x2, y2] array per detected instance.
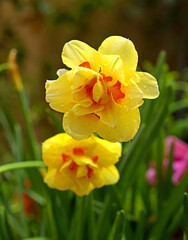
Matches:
[[0, 161, 45, 174], [18, 90, 39, 159]]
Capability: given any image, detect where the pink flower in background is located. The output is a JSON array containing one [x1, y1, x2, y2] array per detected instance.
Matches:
[[146, 136, 188, 186]]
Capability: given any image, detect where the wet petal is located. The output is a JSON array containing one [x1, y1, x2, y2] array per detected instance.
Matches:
[[99, 53, 125, 85], [122, 79, 144, 111], [96, 108, 140, 142], [72, 103, 104, 116], [98, 36, 138, 71], [134, 72, 159, 99], [46, 71, 75, 112], [97, 96, 122, 128], [63, 111, 99, 140], [62, 40, 99, 70]]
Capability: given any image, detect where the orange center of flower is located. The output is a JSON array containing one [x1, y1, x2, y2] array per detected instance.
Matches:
[[87, 165, 93, 178], [73, 147, 84, 155], [79, 61, 125, 103], [61, 150, 95, 179], [62, 153, 70, 163]]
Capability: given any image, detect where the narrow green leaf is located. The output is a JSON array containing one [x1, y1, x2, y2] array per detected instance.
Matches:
[[108, 210, 125, 240], [22, 238, 51, 240], [0, 161, 45, 174], [134, 210, 146, 240], [184, 193, 188, 239], [119, 87, 171, 195], [149, 172, 188, 239]]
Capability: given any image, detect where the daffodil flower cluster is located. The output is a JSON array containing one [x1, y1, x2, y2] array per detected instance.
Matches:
[[46, 36, 159, 142], [42, 36, 159, 195]]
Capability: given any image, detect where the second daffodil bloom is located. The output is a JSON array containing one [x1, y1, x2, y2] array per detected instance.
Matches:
[[46, 36, 159, 142], [42, 133, 121, 196]]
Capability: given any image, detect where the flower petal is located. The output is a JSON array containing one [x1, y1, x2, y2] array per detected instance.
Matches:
[[72, 178, 93, 196], [42, 133, 72, 168], [44, 168, 74, 190], [133, 72, 159, 99], [99, 53, 125, 86], [96, 108, 140, 142], [98, 36, 138, 71], [63, 111, 99, 140], [97, 96, 122, 128], [101, 165, 120, 185], [91, 137, 122, 166], [122, 79, 144, 111], [62, 40, 99, 70], [46, 71, 75, 112], [56, 68, 68, 77], [72, 103, 104, 116]]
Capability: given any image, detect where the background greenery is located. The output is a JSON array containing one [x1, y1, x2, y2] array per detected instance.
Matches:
[[0, 0, 188, 239]]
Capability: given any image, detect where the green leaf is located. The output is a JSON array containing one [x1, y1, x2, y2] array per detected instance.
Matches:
[[0, 161, 46, 174], [108, 210, 125, 240], [184, 193, 188, 239]]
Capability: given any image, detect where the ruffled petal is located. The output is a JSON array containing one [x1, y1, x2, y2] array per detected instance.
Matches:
[[98, 36, 138, 71], [42, 133, 72, 168], [44, 168, 74, 190], [99, 53, 125, 86], [96, 108, 140, 142], [91, 137, 122, 166], [101, 165, 120, 185], [46, 71, 75, 113], [72, 103, 104, 116], [133, 72, 159, 99], [97, 97, 122, 128], [122, 79, 144, 111], [72, 178, 93, 196], [62, 40, 99, 70], [63, 111, 99, 140]]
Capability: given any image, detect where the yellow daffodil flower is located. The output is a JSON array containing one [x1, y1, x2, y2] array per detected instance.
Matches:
[[46, 36, 159, 142], [42, 133, 121, 196]]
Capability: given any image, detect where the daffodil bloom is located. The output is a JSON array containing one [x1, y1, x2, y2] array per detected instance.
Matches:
[[46, 36, 159, 142], [42, 133, 121, 196]]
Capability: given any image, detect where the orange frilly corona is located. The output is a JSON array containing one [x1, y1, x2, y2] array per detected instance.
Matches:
[[46, 36, 159, 142], [42, 133, 121, 196]]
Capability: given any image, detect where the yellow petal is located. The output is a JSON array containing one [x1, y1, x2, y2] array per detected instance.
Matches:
[[56, 68, 68, 77], [42, 133, 72, 168], [46, 71, 75, 113], [99, 53, 125, 86], [63, 111, 99, 140], [98, 36, 138, 71], [90, 169, 105, 188], [62, 40, 99, 70], [72, 103, 104, 116], [76, 166, 88, 178], [72, 178, 93, 196], [96, 108, 140, 142], [133, 72, 159, 99], [122, 79, 144, 112], [97, 96, 122, 128], [93, 80, 104, 102], [101, 165, 120, 185], [91, 136, 122, 166], [74, 155, 98, 167], [72, 67, 100, 90], [44, 168, 74, 191]]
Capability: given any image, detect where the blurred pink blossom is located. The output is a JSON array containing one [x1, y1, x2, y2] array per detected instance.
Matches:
[[146, 136, 188, 186]]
